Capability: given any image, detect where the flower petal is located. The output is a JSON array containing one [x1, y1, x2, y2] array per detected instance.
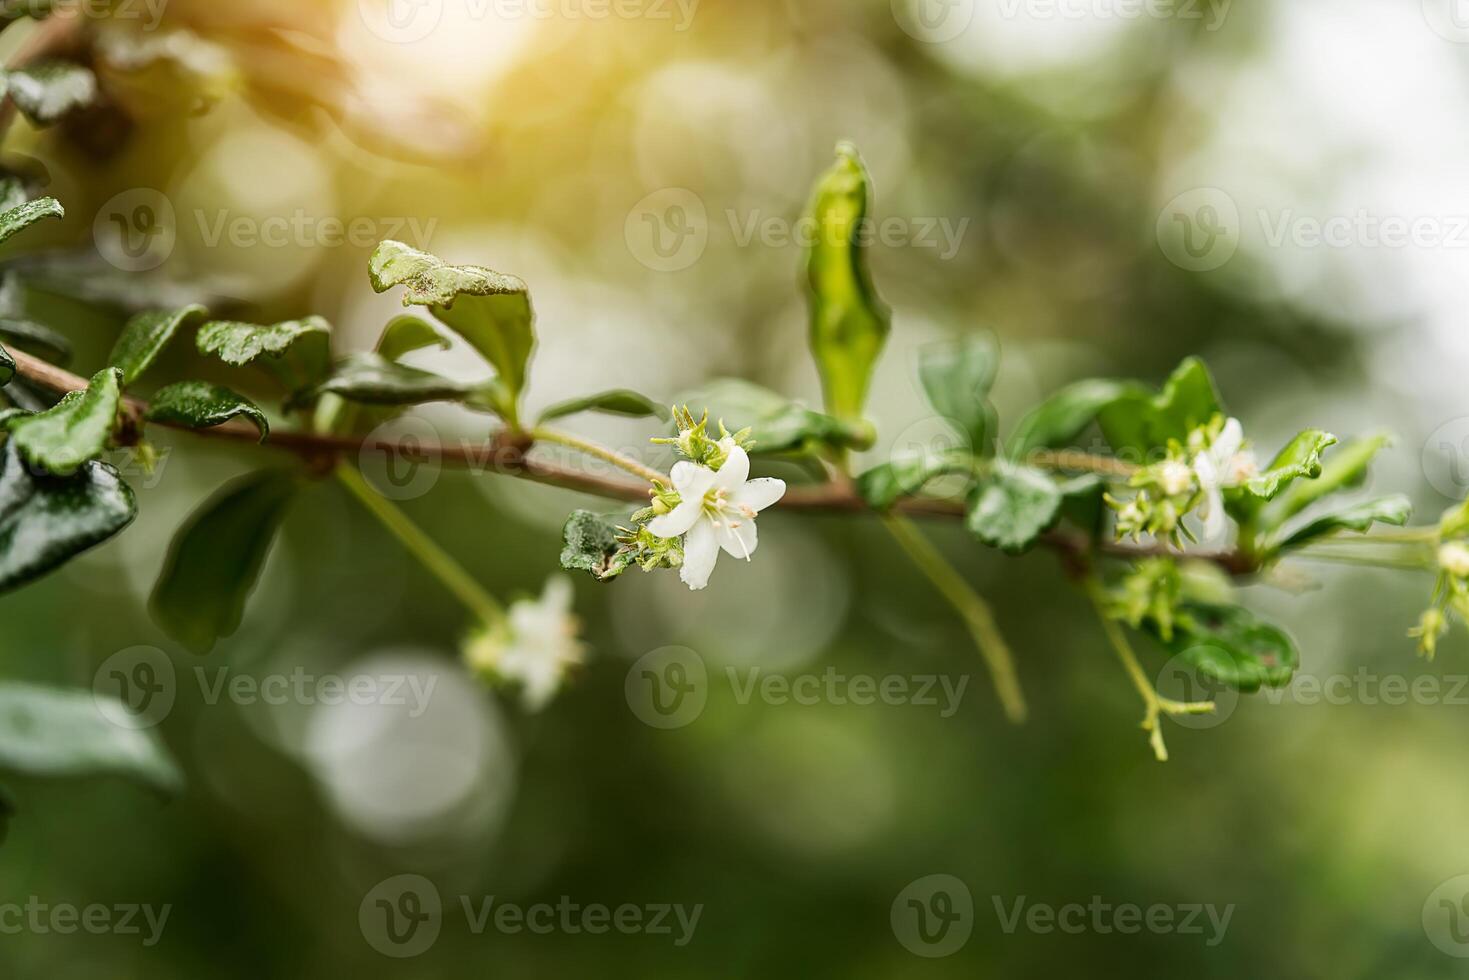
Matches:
[[1200, 487, 1227, 541], [648, 498, 703, 538], [714, 445, 750, 490], [731, 477, 786, 514], [671, 461, 715, 496], [679, 519, 719, 590], [716, 518, 758, 560], [1213, 418, 1243, 462]]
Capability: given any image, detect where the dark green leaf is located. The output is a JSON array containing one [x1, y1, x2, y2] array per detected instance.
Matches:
[[1276, 494, 1412, 551], [965, 460, 1063, 553], [560, 509, 631, 581], [804, 142, 891, 421], [147, 381, 268, 441], [0, 193, 62, 247], [6, 61, 98, 125], [375, 314, 450, 361], [196, 316, 331, 384], [107, 305, 209, 385], [150, 471, 298, 654], [0, 683, 181, 794], [1163, 602, 1298, 693], [917, 335, 999, 454], [0, 441, 135, 592], [369, 241, 533, 417], [539, 389, 668, 423], [674, 378, 872, 455], [856, 449, 974, 510], [5, 367, 121, 475], [1008, 378, 1142, 459], [1098, 357, 1223, 456], [293, 352, 484, 408]]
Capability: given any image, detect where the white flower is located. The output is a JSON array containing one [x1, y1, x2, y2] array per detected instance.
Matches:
[[1158, 460, 1193, 497], [466, 576, 583, 711], [1191, 417, 1255, 542], [1439, 542, 1469, 578], [647, 444, 786, 590]]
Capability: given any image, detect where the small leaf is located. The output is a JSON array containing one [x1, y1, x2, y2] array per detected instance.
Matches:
[[674, 378, 872, 455], [538, 389, 668, 423], [375, 314, 450, 361], [5, 61, 98, 125], [965, 460, 1063, 553], [369, 241, 534, 416], [1242, 429, 1337, 500], [6, 367, 122, 475], [150, 471, 298, 654], [0, 193, 62, 247], [1163, 602, 1299, 693], [917, 335, 999, 454], [0, 441, 136, 592], [0, 683, 181, 794], [107, 305, 209, 385], [857, 449, 974, 510], [0, 341, 12, 385], [147, 381, 268, 441], [294, 352, 484, 408], [560, 510, 630, 581], [197, 316, 331, 383], [1264, 434, 1390, 528], [1007, 378, 1143, 459], [1276, 494, 1412, 551], [804, 142, 891, 422], [0, 316, 70, 362], [1099, 357, 1223, 456]]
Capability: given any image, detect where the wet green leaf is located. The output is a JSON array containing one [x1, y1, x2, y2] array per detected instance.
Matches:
[[1276, 494, 1412, 551], [1099, 357, 1223, 456], [857, 449, 974, 510], [150, 471, 298, 654], [539, 389, 667, 423], [107, 305, 209, 385], [965, 460, 1063, 553], [294, 352, 485, 408], [375, 314, 450, 362], [1243, 429, 1337, 499], [1008, 378, 1142, 459], [6, 367, 121, 475], [147, 381, 268, 441], [560, 509, 631, 581], [1264, 434, 1390, 528], [804, 142, 890, 421], [0, 192, 62, 247], [1163, 603, 1299, 693], [197, 316, 332, 385], [918, 335, 999, 454]]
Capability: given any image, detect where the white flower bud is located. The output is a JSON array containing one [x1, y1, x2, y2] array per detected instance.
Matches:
[[1439, 542, 1469, 579], [1158, 460, 1193, 497]]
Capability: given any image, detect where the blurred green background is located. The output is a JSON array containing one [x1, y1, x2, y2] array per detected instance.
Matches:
[[3, 0, 1469, 975]]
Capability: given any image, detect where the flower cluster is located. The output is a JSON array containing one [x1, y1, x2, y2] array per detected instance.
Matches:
[[465, 577, 585, 710], [1109, 416, 1258, 547], [1410, 503, 1469, 658]]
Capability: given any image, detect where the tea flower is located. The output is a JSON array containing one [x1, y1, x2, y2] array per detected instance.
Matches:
[[465, 576, 584, 710], [1192, 418, 1256, 541], [647, 444, 786, 590]]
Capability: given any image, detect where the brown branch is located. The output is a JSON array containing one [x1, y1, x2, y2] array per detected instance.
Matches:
[[3, 346, 1255, 573]]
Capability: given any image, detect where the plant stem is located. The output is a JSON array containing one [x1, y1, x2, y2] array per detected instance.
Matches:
[[336, 463, 505, 626], [1023, 448, 1139, 478], [881, 513, 1027, 723], [1289, 549, 1433, 572], [530, 426, 665, 485], [1083, 576, 1214, 762]]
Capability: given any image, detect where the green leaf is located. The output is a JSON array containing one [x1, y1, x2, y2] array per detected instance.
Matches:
[[1163, 602, 1298, 693], [917, 335, 1000, 454], [0, 440, 135, 592], [1007, 378, 1142, 459], [1242, 429, 1337, 499], [369, 241, 534, 418], [965, 460, 1063, 553], [0, 341, 12, 385], [0, 683, 181, 794], [146, 381, 268, 441], [293, 352, 484, 408], [107, 305, 209, 385], [150, 471, 298, 654], [1264, 434, 1390, 527], [375, 314, 450, 361], [857, 449, 974, 510], [196, 316, 331, 383], [6, 61, 98, 125], [1276, 494, 1412, 551], [538, 389, 668, 423], [5, 367, 121, 475], [560, 509, 632, 581], [674, 378, 873, 455], [0, 316, 69, 362], [804, 142, 891, 421], [1098, 357, 1223, 456], [0, 192, 62, 247]]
